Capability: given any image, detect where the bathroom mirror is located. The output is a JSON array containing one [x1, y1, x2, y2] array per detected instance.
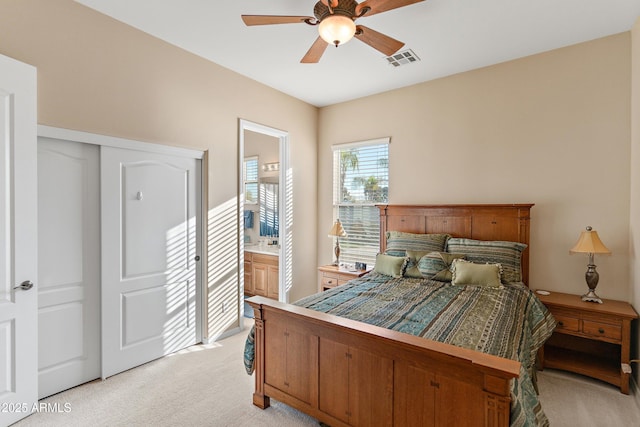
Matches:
[[259, 178, 278, 238]]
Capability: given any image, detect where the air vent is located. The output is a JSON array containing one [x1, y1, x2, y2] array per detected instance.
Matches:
[[385, 49, 420, 67]]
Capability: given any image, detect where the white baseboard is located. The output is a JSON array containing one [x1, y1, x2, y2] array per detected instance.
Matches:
[[202, 326, 243, 344]]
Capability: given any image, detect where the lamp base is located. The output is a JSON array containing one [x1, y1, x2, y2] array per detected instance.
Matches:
[[581, 290, 603, 304], [582, 262, 603, 303]]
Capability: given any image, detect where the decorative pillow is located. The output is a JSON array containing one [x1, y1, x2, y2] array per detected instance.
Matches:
[[374, 253, 408, 278], [403, 250, 432, 278], [451, 259, 502, 287], [385, 231, 450, 257], [418, 252, 466, 282], [446, 238, 527, 283]]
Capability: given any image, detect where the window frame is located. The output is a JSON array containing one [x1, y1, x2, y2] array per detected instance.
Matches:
[[244, 156, 259, 205], [332, 137, 390, 266]]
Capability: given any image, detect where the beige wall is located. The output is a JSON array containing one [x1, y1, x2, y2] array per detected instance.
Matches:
[[243, 130, 279, 245], [319, 33, 632, 301], [631, 18, 640, 377], [245, 130, 280, 181], [1, 0, 636, 346], [0, 0, 319, 339]]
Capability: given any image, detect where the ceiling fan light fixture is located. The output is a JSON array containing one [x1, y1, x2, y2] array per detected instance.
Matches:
[[318, 15, 356, 47]]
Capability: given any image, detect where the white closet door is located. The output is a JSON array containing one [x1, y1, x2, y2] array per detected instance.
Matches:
[[0, 54, 37, 426], [37, 138, 100, 398], [101, 147, 199, 378]]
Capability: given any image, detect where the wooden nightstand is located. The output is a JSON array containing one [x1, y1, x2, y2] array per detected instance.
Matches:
[[536, 291, 638, 394], [318, 264, 372, 291]]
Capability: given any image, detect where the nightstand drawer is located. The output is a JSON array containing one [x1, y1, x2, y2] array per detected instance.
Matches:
[[554, 315, 579, 332], [582, 320, 621, 341], [319, 265, 373, 291], [322, 274, 339, 288]]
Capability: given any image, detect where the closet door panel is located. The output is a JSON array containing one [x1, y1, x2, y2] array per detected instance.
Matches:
[[37, 138, 100, 399], [101, 147, 198, 378]]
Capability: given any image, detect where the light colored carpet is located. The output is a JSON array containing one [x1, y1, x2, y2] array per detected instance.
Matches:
[[12, 331, 640, 426], [537, 368, 640, 426], [13, 332, 317, 427]]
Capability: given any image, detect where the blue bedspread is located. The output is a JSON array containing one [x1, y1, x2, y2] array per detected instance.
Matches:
[[244, 272, 556, 427]]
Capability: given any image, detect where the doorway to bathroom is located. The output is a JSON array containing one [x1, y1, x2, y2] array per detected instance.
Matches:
[[239, 120, 291, 319]]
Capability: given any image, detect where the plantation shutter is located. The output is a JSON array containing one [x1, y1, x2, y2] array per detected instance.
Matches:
[[244, 156, 258, 204], [332, 138, 389, 266]]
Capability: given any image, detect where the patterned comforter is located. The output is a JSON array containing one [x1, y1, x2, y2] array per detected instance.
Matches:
[[244, 272, 556, 427]]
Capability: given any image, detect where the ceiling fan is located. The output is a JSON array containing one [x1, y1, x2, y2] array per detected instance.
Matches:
[[241, 0, 425, 63]]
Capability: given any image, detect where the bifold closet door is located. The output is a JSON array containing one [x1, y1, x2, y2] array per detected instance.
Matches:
[[101, 147, 198, 378], [37, 138, 100, 398]]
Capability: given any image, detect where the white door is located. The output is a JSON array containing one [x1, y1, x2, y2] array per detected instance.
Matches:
[[101, 147, 200, 378], [0, 55, 38, 425], [37, 138, 100, 398]]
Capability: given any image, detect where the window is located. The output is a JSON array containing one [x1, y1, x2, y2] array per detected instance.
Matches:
[[332, 138, 389, 266], [244, 156, 258, 204], [259, 181, 279, 237]]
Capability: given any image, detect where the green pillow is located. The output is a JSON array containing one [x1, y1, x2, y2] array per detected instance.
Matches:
[[386, 231, 450, 255], [374, 254, 408, 278], [404, 250, 432, 278], [451, 259, 502, 287], [446, 238, 526, 283], [418, 252, 466, 282]]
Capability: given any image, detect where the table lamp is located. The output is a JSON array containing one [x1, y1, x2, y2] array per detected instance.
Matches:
[[570, 226, 611, 304], [328, 219, 347, 266]]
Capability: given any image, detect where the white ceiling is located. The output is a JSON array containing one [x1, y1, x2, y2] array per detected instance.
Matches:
[[76, 0, 640, 107]]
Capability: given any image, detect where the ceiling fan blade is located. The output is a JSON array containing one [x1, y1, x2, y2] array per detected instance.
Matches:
[[355, 0, 424, 17], [241, 15, 314, 26], [301, 37, 329, 63], [354, 25, 404, 56]]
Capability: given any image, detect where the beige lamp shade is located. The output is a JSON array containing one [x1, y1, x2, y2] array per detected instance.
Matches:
[[328, 219, 347, 238], [570, 226, 611, 255]]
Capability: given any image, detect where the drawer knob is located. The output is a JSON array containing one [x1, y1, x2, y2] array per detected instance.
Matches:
[[327, 280, 333, 284], [598, 328, 605, 334], [558, 321, 564, 327]]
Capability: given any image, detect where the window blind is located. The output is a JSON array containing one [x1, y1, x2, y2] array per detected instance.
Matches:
[[244, 157, 258, 204], [332, 138, 389, 266]]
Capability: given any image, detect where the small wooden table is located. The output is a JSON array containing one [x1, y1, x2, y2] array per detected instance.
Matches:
[[536, 290, 638, 394], [318, 264, 372, 291]]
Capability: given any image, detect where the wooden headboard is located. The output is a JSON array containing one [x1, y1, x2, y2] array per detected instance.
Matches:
[[378, 204, 534, 286]]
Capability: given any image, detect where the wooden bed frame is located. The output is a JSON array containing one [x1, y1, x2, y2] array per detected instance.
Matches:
[[247, 204, 534, 427]]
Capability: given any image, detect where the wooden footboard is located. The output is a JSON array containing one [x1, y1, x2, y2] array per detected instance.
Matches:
[[248, 204, 533, 426], [248, 296, 520, 427]]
